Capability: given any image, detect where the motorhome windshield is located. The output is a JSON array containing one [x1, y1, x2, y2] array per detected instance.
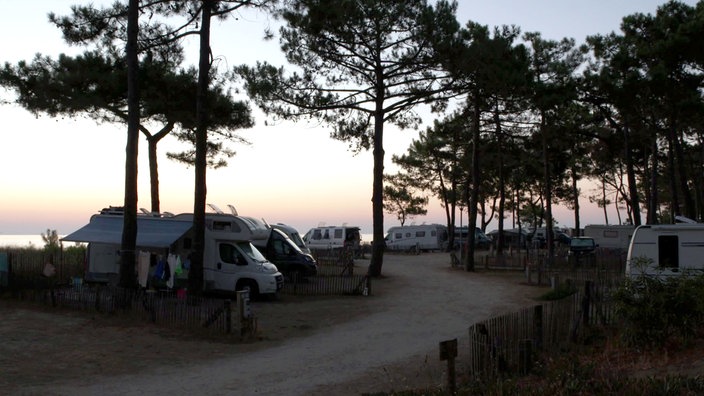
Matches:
[[237, 241, 268, 263], [288, 233, 306, 250], [272, 230, 304, 254]]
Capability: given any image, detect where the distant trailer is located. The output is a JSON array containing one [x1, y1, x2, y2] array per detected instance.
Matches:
[[384, 224, 448, 252], [583, 224, 635, 250]]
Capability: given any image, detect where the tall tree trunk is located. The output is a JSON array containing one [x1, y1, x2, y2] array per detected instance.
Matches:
[[667, 130, 679, 220], [148, 137, 160, 214], [571, 166, 580, 236], [541, 112, 554, 261], [190, 0, 213, 295], [367, 112, 385, 277], [145, 124, 173, 214], [367, 60, 386, 277], [466, 96, 480, 272], [648, 137, 659, 224], [675, 131, 695, 219], [623, 125, 641, 226], [495, 106, 505, 256], [119, 0, 140, 288], [601, 177, 609, 224]]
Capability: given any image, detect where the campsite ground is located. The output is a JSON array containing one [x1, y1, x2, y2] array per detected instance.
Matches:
[[2, 252, 702, 395]]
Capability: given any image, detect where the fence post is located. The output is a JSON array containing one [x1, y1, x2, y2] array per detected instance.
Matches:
[[237, 290, 254, 339], [475, 323, 489, 377], [582, 280, 592, 326], [525, 265, 531, 284], [533, 305, 543, 351], [439, 339, 458, 395], [95, 285, 101, 312], [518, 339, 533, 375], [224, 299, 232, 334]]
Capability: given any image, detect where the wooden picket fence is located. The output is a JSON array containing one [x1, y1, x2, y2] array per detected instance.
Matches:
[[282, 273, 370, 296], [2, 246, 371, 297], [466, 278, 621, 380], [12, 284, 243, 335]]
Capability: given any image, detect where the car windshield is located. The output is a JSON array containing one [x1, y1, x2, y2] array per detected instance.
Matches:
[[236, 241, 268, 262], [571, 238, 594, 247]]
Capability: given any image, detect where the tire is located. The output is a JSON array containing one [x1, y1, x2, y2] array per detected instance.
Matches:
[[236, 279, 259, 298]]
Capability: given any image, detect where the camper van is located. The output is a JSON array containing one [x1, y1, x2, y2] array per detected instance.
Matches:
[[62, 211, 284, 296], [271, 223, 310, 254], [626, 223, 704, 278], [453, 226, 492, 250], [238, 217, 317, 277], [303, 226, 361, 250], [584, 224, 634, 250], [384, 224, 449, 252]]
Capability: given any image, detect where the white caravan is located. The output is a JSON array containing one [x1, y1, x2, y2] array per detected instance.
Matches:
[[584, 224, 635, 250], [384, 224, 449, 252], [303, 225, 361, 250], [62, 211, 284, 296], [626, 223, 704, 278]]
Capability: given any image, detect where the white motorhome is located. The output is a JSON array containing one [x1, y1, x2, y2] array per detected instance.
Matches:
[[384, 224, 449, 252], [584, 224, 635, 250], [626, 223, 704, 278], [62, 211, 284, 296], [303, 225, 361, 250]]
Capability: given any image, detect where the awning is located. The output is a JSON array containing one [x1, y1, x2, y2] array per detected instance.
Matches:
[[62, 215, 193, 248]]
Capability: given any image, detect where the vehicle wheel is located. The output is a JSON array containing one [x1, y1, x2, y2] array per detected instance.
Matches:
[[236, 279, 259, 298]]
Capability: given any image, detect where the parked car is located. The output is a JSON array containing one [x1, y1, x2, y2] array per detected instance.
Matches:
[[568, 237, 597, 256]]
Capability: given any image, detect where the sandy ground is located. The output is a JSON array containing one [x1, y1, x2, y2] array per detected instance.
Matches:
[[0, 252, 545, 395]]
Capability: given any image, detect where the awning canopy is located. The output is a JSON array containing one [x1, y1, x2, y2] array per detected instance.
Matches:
[[62, 215, 192, 248]]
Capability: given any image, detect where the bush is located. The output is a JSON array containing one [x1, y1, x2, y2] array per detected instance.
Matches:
[[538, 282, 577, 301], [613, 269, 704, 348]]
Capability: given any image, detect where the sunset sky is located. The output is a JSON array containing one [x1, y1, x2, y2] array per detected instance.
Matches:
[[0, 0, 692, 237]]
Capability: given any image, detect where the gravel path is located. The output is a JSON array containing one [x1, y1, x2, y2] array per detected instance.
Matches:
[[19, 253, 541, 395]]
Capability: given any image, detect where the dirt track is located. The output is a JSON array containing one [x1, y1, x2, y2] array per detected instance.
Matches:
[[1, 253, 544, 395]]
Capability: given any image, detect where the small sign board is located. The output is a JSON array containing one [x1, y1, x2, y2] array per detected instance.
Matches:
[[439, 338, 458, 361]]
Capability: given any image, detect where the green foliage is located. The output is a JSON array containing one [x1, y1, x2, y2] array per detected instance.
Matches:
[[538, 282, 577, 301], [614, 270, 704, 348], [41, 228, 60, 254], [462, 352, 704, 395], [383, 173, 429, 226]]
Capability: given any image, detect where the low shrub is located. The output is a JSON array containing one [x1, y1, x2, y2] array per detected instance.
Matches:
[[613, 270, 704, 348]]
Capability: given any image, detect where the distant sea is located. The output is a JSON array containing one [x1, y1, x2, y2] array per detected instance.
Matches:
[[0, 233, 374, 247], [0, 234, 64, 247]]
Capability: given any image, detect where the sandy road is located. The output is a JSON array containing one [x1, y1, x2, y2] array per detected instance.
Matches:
[[19, 253, 541, 395]]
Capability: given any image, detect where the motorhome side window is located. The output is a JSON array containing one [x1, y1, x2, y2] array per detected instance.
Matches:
[[405, 232, 411, 238], [395, 233, 402, 239], [334, 229, 343, 239], [658, 235, 679, 269], [219, 243, 245, 266], [273, 240, 286, 255], [603, 230, 618, 238], [213, 221, 231, 231], [312, 230, 322, 240], [416, 231, 425, 237]]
